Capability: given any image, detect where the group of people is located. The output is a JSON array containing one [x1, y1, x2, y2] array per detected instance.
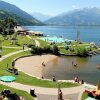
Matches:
[[74, 76, 84, 84]]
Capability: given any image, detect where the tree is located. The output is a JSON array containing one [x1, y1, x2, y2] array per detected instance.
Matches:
[[0, 17, 17, 38], [52, 45, 59, 55]]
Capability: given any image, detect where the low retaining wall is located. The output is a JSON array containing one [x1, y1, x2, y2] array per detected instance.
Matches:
[[12, 54, 33, 67]]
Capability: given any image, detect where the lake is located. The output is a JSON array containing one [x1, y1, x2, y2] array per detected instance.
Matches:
[[26, 26, 100, 85]]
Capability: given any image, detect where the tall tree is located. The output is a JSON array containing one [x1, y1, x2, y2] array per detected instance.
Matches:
[[0, 17, 17, 38]]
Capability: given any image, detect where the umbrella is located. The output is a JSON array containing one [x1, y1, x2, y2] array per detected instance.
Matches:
[[0, 76, 16, 82]]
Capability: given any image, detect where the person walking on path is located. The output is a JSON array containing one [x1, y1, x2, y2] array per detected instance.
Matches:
[[58, 89, 63, 100]]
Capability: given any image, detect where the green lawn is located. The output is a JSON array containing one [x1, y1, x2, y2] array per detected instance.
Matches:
[[17, 35, 34, 46], [1, 35, 33, 47], [16, 72, 80, 88], [0, 51, 80, 88], [0, 84, 33, 100], [56, 43, 65, 47], [1, 48, 21, 56], [59, 48, 76, 54], [59, 42, 98, 54], [31, 35, 37, 38], [37, 38, 49, 47], [81, 92, 88, 100]]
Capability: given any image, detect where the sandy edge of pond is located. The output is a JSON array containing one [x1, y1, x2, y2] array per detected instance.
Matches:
[[15, 55, 58, 78]]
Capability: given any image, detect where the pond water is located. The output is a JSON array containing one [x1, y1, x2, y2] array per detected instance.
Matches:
[[43, 55, 100, 85]]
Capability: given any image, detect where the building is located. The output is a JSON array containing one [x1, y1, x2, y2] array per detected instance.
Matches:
[[14, 25, 28, 35]]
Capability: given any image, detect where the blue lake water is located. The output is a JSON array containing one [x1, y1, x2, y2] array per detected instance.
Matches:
[[26, 26, 100, 85], [26, 26, 100, 44]]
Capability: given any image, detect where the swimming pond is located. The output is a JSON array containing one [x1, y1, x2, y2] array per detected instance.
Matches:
[[40, 36, 73, 43]]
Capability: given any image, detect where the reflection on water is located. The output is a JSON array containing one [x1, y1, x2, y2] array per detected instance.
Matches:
[[43, 55, 100, 85]]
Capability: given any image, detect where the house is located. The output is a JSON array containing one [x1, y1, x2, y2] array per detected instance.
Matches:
[[14, 25, 28, 35]]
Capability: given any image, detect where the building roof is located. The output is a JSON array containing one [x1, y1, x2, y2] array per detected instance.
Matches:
[[14, 26, 28, 32]]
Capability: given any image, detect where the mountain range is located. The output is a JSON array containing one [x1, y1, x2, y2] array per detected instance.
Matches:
[[0, 0, 43, 25], [31, 12, 52, 22], [45, 8, 100, 26], [1, 0, 100, 26]]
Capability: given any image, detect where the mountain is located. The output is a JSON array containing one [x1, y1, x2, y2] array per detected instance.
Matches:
[[45, 8, 100, 26], [31, 12, 52, 22], [0, 10, 36, 25], [0, 0, 43, 25]]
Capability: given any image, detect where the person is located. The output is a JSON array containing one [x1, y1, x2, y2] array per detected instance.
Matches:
[[96, 64, 100, 69], [58, 89, 63, 100], [41, 76, 44, 79], [80, 80, 84, 84], [74, 76, 79, 83], [0, 96, 4, 100], [22, 44, 25, 51], [74, 63, 78, 68], [52, 75, 56, 82], [42, 62, 45, 67], [72, 61, 74, 66], [74, 76, 77, 82], [7, 63, 8, 68]]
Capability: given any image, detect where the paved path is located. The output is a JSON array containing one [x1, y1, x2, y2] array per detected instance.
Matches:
[[36, 92, 79, 100], [0, 81, 85, 100], [26, 35, 40, 47], [0, 49, 29, 62], [2, 46, 22, 49]]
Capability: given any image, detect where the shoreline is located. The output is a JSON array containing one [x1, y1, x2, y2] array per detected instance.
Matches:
[[15, 54, 58, 78], [14, 54, 97, 89]]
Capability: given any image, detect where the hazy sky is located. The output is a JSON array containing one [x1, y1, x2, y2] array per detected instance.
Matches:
[[2, 0, 100, 15]]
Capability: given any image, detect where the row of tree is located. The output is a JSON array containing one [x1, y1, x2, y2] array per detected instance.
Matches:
[[0, 17, 17, 37], [30, 45, 59, 55]]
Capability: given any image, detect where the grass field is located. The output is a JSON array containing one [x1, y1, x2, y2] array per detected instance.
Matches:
[[1, 35, 34, 47], [37, 38, 49, 47], [1, 48, 21, 56]]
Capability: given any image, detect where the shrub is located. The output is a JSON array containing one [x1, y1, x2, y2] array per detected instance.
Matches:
[[76, 47, 89, 57], [64, 45, 69, 50], [31, 45, 42, 55], [28, 44, 35, 48], [52, 45, 59, 55], [43, 45, 52, 53], [69, 48, 74, 52]]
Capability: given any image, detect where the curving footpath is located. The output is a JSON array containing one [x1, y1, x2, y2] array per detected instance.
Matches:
[[0, 81, 85, 100], [26, 35, 40, 47], [0, 40, 86, 100], [2, 46, 22, 49]]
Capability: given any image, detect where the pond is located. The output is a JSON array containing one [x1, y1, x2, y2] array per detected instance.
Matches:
[[43, 55, 100, 85]]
